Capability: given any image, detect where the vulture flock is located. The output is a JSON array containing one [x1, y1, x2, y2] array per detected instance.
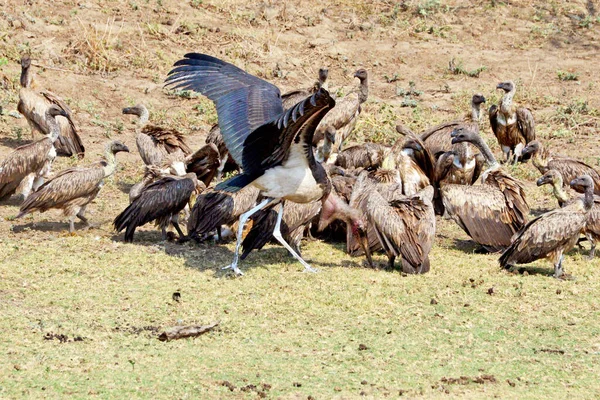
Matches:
[[2, 53, 599, 280]]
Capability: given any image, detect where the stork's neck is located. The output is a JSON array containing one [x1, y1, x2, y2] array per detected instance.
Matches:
[[103, 147, 118, 177], [500, 88, 516, 114], [20, 64, 32, 88], [137, 106, 149, 126], [358, 78, 368, 104]]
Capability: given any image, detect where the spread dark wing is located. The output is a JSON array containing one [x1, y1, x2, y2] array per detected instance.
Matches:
[[516, 107, 535, 143], [165, 53, 283, 169], [240, 89, 334, 176], [488, 105, 499, 138]]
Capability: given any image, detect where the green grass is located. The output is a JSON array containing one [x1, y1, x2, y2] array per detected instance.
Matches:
[[2, 196, 600, 398]]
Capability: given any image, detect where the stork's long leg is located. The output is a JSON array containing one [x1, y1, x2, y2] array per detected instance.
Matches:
[[272, 201, 318, 273], [223, 197, 276, 276]]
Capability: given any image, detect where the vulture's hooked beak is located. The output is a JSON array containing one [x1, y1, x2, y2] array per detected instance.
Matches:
[[536, 176, 550, 187]]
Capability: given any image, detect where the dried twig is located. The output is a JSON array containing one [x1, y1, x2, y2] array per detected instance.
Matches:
[[158, 322, 219, 342]]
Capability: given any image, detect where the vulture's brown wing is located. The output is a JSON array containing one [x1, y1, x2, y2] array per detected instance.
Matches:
[[141, 125, 192, 156], [185, 143, 220, 186], [41, 91, 84, 159], [19, 166, 105, 214], [483, 170, 529, 229], [548, 157, 600, 194], [488, 105, 499, 138], [442, 184, 519, 251], [516, 106, 535, 144], [499, 204, 586, 266], [0, 139, 52, 184], [313, 93, 360, 144]]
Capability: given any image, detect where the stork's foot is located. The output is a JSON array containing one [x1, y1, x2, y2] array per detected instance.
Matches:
[[222, 263, 244, 276], [302, 264, 318, 273]]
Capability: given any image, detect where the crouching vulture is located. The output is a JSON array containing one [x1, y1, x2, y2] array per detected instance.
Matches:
[[17, 141, 129, 232], [114, 173, 204, 242], [0, 105, 67, 201], [500, 175, 595, 279], [165, 53, 337, 275]]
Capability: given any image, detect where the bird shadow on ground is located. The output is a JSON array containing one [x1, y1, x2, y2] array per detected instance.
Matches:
[[0, 136, 32, 149], [507, 265, 554, 277], [116, 181, 133, 196], [12, 220, 71, 233], [0, 195, 24, 207], [451, 239, 496, 255]]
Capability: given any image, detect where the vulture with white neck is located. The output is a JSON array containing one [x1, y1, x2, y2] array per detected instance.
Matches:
[[489, 81, 535, 164]]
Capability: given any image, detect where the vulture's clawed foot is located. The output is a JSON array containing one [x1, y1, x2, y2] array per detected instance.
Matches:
[[554, 273, 575, 281], [176, 235, 191, 244], [82, 222, 100, 231]]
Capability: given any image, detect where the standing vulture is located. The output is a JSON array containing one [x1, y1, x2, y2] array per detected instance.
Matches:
[[17, 56, 85, 158], [122, 104, 192, 166], [489, 81, 535, 164], [365, 185, 435, 273], [313, 69, 368, 151], [17, 141, 130, 232], [522, 140, 600, 195], [114, 173, 203, 242], [500, 175, 595, 278], [537, 170, 600, 259], [166, 53, 336, 275], [0, 105, 67, 201], [440, 127, 529, 252], [281, 68, 329, 109]]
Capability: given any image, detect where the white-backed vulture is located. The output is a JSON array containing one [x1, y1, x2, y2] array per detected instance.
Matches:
[[17, 141, 130, 232], [313, 69, 368, 150], [537, 170, 600, 259], [0, 105, 67, 201], [489, 81, 535, 164], [365, 185, 435, 273], [281, 68, 328, 110], [333, 142, 389, 170], [114, 173, 203, 242], [420, 94, 486, 185], [440, 127, 529, 252], [122, 104, 192, 166], [128, 143, 220, 202], [500, 175, 594, 279], [17, 56, 85, 158], [523, 140, 600, 195]]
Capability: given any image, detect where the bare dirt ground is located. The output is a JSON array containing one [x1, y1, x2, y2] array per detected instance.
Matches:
[[1, 0, 600, 398]]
